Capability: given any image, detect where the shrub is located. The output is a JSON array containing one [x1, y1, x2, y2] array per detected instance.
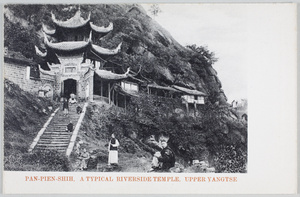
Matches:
[[5, 151, 72, 171], [212, 145, 247, 173]]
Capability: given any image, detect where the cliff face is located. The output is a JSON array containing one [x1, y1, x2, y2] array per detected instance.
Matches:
[[4, 4, 227, 104]]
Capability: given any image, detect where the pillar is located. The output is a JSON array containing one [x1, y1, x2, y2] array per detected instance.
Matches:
[[186, 102, 189, 115], [108, 83, 111, 104]]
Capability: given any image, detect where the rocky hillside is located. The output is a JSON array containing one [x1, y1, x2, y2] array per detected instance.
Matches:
[[4, 4, 247, 172], [4, 4, 227, 104]]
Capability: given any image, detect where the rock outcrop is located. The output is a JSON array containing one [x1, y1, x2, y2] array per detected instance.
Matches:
[[4, 4, 227, 104]]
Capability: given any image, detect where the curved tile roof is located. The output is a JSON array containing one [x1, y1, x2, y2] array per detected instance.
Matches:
[[148, 84, 180, 92], [172, 85, 207, 96], [94, 67, 130, 80], [38, 65, 55, 76], [44, 35, 90, 51], [35, 46, 47, 57], [51, 10, 91, 28], [90, 22, 113, 33], [42, 23, 56, 35], [92, 43, 122, 55]]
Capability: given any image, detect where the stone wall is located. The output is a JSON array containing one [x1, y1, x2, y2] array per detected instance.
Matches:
[[4, 62, 55, 98]]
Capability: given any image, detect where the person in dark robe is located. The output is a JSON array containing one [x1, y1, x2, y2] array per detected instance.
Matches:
[[63, 98, 69, 116], [76, 106, 83, 114], [153, 133, 175, 172], [66, 121, 73, 132]]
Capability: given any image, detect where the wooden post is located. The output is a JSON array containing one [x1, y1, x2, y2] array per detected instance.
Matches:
[[186, 102, 189, 116], [108, 83, 111, 104], [124, 96, 127, 112], [194, 102, 197, 117], [61, 81, 64, 97], [116, 92, 119, 106], [100, 80, 103, 97], [112, 90, 115, 104]]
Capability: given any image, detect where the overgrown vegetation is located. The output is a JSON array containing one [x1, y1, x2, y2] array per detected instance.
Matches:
[[78, 94, 248, 172], [3, 79, 66, 171], [4, 4, 248, 172], [4, 151, 71, 171]]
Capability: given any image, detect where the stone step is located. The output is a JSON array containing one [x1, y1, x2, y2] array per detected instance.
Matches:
[[37, 143, 69, 147], [35, 147, 66, 151], [44, 130, 70, 132], [38, 140, 70, 143], [49, 124, 71, 126], [36, 144, 69, 147], [35, 144, 68, 148], [48, 125, 69, 127], [40, 135, 70, 138], [40, 137, 71, 140], [42, 131, 72, 137], [30, 103, 87, 154]]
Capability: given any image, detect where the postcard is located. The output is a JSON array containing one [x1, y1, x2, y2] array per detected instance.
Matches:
[[2, 3, 297, 194]]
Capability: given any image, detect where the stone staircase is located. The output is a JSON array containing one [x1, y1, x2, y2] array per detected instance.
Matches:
[[32, 104, 82, 154]]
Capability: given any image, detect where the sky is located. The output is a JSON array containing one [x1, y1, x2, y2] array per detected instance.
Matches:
[[141, 4, 248, 102]]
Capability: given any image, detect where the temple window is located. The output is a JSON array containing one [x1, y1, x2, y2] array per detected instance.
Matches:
[[121, 81, 139, 92], [29, 65, 40, 79], [65, 67, 77, 73], [198, 96, 205, 104]]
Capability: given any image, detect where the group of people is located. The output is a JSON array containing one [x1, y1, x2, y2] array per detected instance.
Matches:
[[77, 132, 175, 172], [61, 94, 83, 116]]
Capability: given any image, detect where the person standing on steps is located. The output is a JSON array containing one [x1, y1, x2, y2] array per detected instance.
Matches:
[[66, 120, 73, 133], [108, 133, 120, 166], [69, 93, 77, 105], [76, 105, 83, 114], [63, 98, 69, 116]]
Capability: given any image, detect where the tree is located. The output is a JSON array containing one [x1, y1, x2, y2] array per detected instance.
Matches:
[[148, 4, 162, 18], [186, 44, 218, 65]]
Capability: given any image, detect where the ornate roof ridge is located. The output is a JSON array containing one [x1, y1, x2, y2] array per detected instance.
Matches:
[[51, 10, 91, 28], [90, 22, 113, 33]]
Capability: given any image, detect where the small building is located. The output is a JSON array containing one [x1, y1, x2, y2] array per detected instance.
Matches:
[[172, 85, 207, 116], [4, 48, 55, 99], [147, 83, 181, 98], [112, 75, 144, 109]]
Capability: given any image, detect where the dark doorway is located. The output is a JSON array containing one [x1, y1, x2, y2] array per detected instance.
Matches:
[[63, 79, 77, 99], [94, 74, 109, 97]]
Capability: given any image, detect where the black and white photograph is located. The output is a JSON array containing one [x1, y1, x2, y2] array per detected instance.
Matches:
[[2, 2, 296, 195]]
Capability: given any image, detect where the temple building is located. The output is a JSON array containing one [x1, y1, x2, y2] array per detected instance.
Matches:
[[5, 8, 207, 113], [35, 9, 128, 102]]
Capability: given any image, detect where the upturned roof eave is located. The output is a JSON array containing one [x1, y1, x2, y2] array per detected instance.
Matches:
[[51, 10, 91, 29], [94, 68, 129, 81], [45, 40, 90, 52], [91, 43, 122, 56], [90, 22, 113, 33]]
